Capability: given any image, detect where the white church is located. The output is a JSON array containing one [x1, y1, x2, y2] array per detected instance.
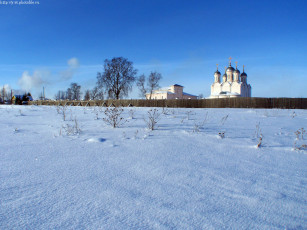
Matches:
[[209, 57, 251, 98]]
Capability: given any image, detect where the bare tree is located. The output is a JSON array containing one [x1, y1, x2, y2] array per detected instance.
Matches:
[[1, 86, 10, 102], [136, 74, 147, 98], [66, 88, 72, 100], [136, 72, 162, 99], [97, 57, 137, 99], [148, 72, 162, 99], [103, 106, 127, 128], [144, 108, 161, 130], [68, 83, 81, 100], [56, 104, 67, 121], [55, 90, 66, 100], [84, 90, 90, 100], [90, 86, 104, 100], [1, 86, 5, 102]]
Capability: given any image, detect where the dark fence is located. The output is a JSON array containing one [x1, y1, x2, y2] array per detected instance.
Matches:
[[28, 98, 307, 109]]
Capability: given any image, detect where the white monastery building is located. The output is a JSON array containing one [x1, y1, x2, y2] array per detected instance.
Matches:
[[209, 57, 251, 98], [146, 84, 198, 100]]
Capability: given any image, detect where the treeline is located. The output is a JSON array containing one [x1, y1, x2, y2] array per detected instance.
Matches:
[[54, 83, 104, 101], [0, 86, 11, 103], [54, 57, 163, 101]]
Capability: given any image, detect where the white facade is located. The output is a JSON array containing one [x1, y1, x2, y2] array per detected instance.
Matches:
[[146, 84, 197, 100], [209, 58, 251, 98]]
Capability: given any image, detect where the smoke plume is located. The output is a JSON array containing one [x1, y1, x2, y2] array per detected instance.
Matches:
[[60, 57, 80, 80]]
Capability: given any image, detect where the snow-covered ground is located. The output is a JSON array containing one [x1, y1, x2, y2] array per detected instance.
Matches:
[[1, 105, 306, 229]]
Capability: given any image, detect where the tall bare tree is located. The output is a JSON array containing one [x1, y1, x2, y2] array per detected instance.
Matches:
[[1, 86, 10, 101], [66, 88, 72, 100], [136, 74, 147, 98], [136, 71, 162, 99], [68, 82, 81, 100], [1, 86, 6, 102], [84, 90, 91, 100], [90, 86, 104, 100], [97, 57, 137, 99], [148, 71, 162, 99]]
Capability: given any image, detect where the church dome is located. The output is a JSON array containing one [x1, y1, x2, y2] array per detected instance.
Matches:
[[214, 70, 221, 75], [241, 65, 247, 77], [234, 69, 240, 74], [226, 66, 235, 72]]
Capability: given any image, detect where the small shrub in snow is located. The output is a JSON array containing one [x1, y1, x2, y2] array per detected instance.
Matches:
[[294, 128, 305, 140], [103, 106, 127, 128], [257, 134, 263, 148], [218, 114, 228, 138], [255, 122, 263, 148], [57, 105, 67, 121], [192, 112, 208, 133], [62, 117, 81, 135], [220, 114, 229, 125], [294, 128, 306, 150], [193, 122, 204, 133], [162, 107, 170, 115], [56, 105, 61, 114], [134, 130, 139, 139], [144, 108, 161, 130], [255, 122, 261, 139], [92, 107, 99, 120], [17, 109, 24, 116], [95, 110, 99, 120], [69, 111, 74, 121], [128, 109, 135, 119], [186, 111, 192, 120], [294, 144, 307, 151], [291, 111, 297, 118]]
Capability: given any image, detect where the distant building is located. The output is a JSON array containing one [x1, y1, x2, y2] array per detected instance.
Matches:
[[146, 84, 198, 100], [209, 57, 251, 98]]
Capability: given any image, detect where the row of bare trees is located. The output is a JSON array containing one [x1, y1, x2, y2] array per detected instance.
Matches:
[[55, 83, 104, 101], [54, 57, 162, 101], [96, 57, 162, 99], [55, 83, 82, 100]]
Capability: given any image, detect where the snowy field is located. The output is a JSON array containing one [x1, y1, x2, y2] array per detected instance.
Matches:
[[1, 105, 306, 229]]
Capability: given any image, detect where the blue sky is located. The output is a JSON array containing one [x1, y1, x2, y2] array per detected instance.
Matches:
[[0, 0, 306, 98]]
